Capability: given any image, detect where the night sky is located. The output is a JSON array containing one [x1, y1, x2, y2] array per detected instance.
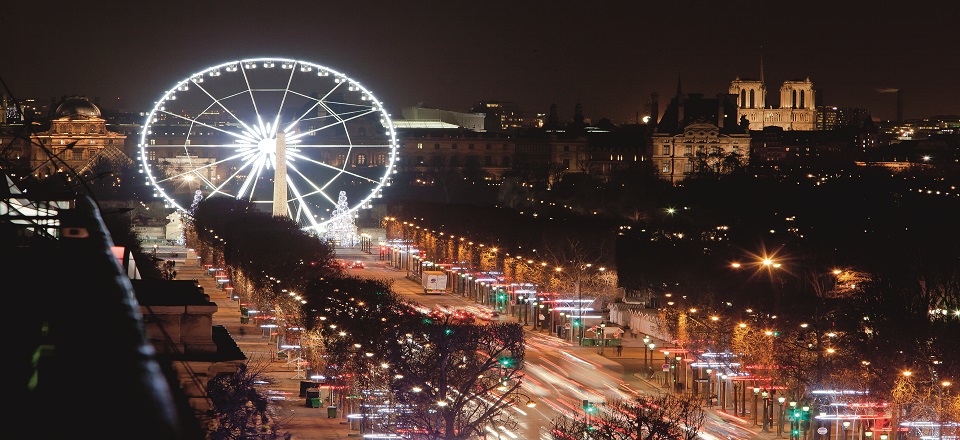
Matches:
[[3, 1, 958, 123]]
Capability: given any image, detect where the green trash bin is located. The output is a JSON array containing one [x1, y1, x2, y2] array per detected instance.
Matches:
[[306, 398, 321, 408], [327, 406, 337, 418]]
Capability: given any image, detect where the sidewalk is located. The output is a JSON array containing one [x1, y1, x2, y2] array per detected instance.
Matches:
[[176, 253, 353, 439], [175, 247, 775, 440]]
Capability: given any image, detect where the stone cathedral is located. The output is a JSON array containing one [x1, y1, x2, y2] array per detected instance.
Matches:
[[729, 75, 816, 131]]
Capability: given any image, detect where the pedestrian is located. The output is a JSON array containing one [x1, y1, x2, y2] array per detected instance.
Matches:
[[616, 344, 623, 357]]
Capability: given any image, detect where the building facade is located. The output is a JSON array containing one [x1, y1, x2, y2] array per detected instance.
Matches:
[[729, 76, 816, 131], [28, 96, 130, 178], [651, 89, 750, 184], [651, 122, 750, 184]]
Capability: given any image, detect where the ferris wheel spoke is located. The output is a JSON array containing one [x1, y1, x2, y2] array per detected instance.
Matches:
[[200, 151, 263, 199], [160, 143, 259, 148], [151, 149, 249, 185], [157, 109, 258, 144], [284, 161, 336, 203], [239, 64, 269, 136], [237, 154, 269, 200], [286, 150, 378, 182], [288, 108, 379, 141], [282, 178, 322, 231], [288, 152, 362, 177], [189, 80, 261, 137], [267, 63, 298, 138], [292, 144, 393, 149], [283, 86, 346, 133]]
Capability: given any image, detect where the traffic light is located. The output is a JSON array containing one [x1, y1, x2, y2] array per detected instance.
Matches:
[[582, 400, 596, 414], [573, 319, 581, 327], [499, 357, 514, 368]]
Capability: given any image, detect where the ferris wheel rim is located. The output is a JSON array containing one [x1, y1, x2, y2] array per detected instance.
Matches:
[[138, 57, 398, 232]]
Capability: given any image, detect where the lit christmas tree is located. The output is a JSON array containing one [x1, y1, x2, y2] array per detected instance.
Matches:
[[323, 191, 358, 247]]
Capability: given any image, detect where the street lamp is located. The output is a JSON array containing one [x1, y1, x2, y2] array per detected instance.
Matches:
[[598, 322, 607, 355], [762, 390, 771, 433], [802, 405, 810, 440], [643, 336, 651, 365], [754, 387, 762, 426], [706, 369, 713, 407], [676, 355, 683, 393], [789, 401, 799, 440], [842, 421, 851, 440], [648, 343, 656, 371], [777, 396, 786, 437]]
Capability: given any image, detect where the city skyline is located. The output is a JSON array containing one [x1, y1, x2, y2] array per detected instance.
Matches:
[[3, 1, 958, 123]]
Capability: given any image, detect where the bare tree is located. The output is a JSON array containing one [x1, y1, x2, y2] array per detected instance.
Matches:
[[551, 393, 705, 440], [206, 359, 292, 440], [388, 318, 527, 440], [542, 239, 621, 310]]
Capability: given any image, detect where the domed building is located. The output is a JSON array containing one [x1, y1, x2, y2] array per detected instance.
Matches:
[[29, 95, 130, 179], [54, 96, 103, 119]]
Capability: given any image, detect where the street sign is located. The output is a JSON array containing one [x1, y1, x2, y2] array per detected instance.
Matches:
[[818, 427, 828, 435], [564, 323, 571, 329], [662, 364, 670, 372]]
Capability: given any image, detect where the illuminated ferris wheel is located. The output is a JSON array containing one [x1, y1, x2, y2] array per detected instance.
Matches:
[[138, 57, 398, 233]]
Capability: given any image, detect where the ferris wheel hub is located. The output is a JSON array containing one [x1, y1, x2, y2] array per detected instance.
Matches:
[[257, 137, 277, 155]]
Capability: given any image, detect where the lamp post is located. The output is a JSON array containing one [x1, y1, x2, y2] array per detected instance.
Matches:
[[754, 387, 761, 426], [530, 298, 538, 329], [675, 355, 683, 393], [762, 390, 771, 433], [937, 380, 952, 440], [719, 374, 727, 410], [788, 401, 797, 440], [598, 322, 606, 355], [648, 343, 656, 371], [842, 421, 851, 440], [539, 302, 546, 332], [777, 396, 786, 437], [643, 336, 651, 365], [663, 352, 671, 388], [706, 369, 713, 407]]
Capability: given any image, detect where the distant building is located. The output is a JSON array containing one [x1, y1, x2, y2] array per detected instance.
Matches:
[[650, 83, 750, 184], [401, 105, 485, 132], [28, 96, 130, 179], [815, 106, 872, 131], [395, 127, 515, 181], [469, 101, 526, 131], [729, 76, 816, 131]]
